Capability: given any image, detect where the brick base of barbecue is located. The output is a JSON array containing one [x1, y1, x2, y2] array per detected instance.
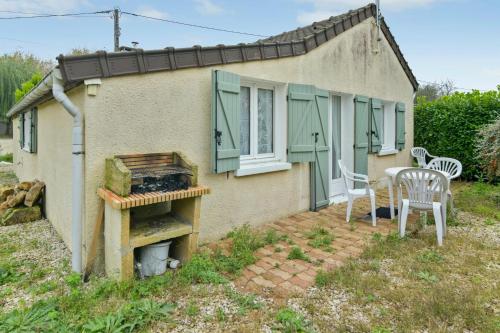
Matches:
[[100, 152, 208, 281]]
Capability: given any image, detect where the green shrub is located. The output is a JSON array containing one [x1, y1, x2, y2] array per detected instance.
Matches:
[[414, 88, 500, 180], [476, 117, 499, 182], [15, 72, 43, 102]]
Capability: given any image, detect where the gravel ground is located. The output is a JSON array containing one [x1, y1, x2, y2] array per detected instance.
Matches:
[[0, 219, 70, 313]]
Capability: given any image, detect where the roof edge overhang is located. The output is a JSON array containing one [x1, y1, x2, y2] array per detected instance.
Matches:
[[10, 3, 417, 114], [57, 3, 417, 90]]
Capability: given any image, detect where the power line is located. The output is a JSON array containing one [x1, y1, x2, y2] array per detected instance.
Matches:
[[121, 11, 269, 38], [0, 10, 113, 20]]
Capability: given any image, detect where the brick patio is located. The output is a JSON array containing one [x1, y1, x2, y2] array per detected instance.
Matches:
[[233, 191, 418, 296]]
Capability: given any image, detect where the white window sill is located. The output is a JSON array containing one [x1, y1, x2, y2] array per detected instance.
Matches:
[[378, 148, 398, 156], [235, 161, 291, 177]]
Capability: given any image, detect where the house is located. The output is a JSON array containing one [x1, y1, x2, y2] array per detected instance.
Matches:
[[7, 3, 417, 274]]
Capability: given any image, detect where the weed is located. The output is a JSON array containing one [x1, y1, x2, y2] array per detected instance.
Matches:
[[372, 327, 391, 333], [315, 270, 334, 287], [215, 307, 226, 322], [226, 288, 261, 314], [179, 253, 227, 284], [82, 299, 174, 332], [418, 250, 443, 263], [264, 229, 287, 245], [33, 280, 58, 295], [305, 226, 334, 251], [0, 264, 21, 285], [484, 218, 496, 226], [275, 307, 313, 333], [0, 300, 59, 332], [185, 301, 199, 317], [274, 246, 283, 253], [214, 224, 265, 274], [64, 272, 82, 289], [416, 271, 439, 283], [287, 246, 310, 262], [372, 232, 383, 242]]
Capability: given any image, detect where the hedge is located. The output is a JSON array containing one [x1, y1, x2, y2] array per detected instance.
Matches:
[[414, 88, 500, 180]]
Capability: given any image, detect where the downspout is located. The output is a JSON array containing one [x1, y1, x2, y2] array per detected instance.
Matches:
[[52, 69, 84, 273]]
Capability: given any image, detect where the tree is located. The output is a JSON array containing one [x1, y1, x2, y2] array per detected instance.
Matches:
[[0, 52, 53, 119], [416, 79, 456, 102]]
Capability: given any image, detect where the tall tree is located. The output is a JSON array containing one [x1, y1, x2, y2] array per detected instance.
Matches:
[[0, 52, 53, 119]]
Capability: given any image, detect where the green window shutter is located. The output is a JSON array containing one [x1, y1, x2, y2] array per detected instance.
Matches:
[[30, 108, 38, 153], [287, 83, 315, 163], [369, 98, 383, 153], [211, 70, 240, 173], [354, 95, 369, 179], [395, 102, 406, 150], [19, 113, 25, 149]]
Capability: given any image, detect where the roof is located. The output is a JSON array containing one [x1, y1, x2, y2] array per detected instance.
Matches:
[[8, 3, 417, 117], [56, 3, 417, 90]]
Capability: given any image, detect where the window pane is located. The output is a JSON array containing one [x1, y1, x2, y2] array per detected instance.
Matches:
[[332, 96, 341, 179], [257, 88, 273, 154], [380, 104, 385, 144], [23, 112, 31, 150], [240, 86, 250, 155]]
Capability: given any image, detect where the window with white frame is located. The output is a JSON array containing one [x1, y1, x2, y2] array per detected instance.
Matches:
[[380, 101, 396, 153], [236, 79, 289, 176], [23, 111, 32, 151]]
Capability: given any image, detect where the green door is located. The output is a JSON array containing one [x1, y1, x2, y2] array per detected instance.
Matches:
[[311, 89, 330, 210], [354, 96, 369, 185]]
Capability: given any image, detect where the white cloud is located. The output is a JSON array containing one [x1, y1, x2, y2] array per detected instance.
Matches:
[[194, 0, 223, 15], [136, 5, 168, 19], [297, 0, 451, 24], [0, 0, 89, 13]]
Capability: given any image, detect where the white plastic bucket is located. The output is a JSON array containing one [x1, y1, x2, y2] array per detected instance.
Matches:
[[138, 241, 172, 277]]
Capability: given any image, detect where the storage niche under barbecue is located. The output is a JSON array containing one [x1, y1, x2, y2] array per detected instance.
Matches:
[[105, 152, 198, 196]]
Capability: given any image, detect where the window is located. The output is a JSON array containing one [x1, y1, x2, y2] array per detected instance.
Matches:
[[239, 83, 274, 159], [20, 108, 37, 153], [235, 79, 289, 176], [379, 101, 397, 155]]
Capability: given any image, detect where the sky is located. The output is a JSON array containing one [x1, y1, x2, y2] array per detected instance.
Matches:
[[1, 0, 499, 91]]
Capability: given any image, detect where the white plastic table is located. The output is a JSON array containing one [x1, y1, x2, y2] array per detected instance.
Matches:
[[384, 167, 411, 220], [385, 167, 450, 221]]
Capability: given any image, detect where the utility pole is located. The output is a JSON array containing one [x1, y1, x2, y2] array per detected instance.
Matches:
[[113, 8, 120, 52]]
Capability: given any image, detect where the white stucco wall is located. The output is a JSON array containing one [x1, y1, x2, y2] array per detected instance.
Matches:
[[11, 17, 414, 265], [12, 86, 86, 243]]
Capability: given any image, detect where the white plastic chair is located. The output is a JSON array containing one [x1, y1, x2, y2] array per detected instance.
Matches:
[[396, 168, 448, 246], [411, 147, 438, 168], [338, 160, 377, 226], [426, 157, 462, 222]]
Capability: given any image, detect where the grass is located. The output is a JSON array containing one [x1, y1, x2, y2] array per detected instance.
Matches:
[[454, 182, 500, 221], [1, 181, 498, 332], [305, 226, 334, 252], [312, 227, 499, 332], [287, 246, 310, 262]]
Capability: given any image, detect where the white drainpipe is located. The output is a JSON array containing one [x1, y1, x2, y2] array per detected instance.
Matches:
[[52, 69, 84, 273]]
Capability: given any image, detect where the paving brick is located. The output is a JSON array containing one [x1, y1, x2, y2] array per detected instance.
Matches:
[[252, 276, 276, 288], [255, 260, 273, 270], [256, 247, 274, 257], [247, 264, 265, 275], [242, 269, 257, 280], [262, 271, 284, 285], [269, 268, 292, 281], [289, 275, 312, 289], [297, 272, 315, 282]]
